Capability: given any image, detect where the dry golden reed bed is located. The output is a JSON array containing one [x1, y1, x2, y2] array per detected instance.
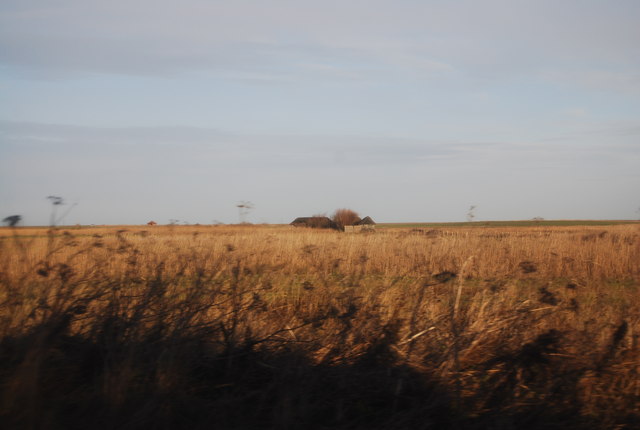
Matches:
[[1, 224, 639, 429]]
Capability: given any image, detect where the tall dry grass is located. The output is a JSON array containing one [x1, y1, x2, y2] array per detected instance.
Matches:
[[0, 224, 639, 429]]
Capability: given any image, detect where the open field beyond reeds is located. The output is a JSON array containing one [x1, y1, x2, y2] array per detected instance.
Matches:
[[1, 223, 639, 429]]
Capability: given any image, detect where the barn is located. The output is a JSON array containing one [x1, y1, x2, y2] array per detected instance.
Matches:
[[356, 216, 375, 226], [290, 216, 339, 230], [344, 216, 376, 232]]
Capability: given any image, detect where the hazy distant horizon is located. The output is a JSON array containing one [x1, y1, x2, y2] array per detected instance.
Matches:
[[2, 1, 639, 225], [6, 217, 640, 228]]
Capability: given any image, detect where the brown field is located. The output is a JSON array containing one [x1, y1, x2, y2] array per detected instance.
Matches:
[[1, 223, 639, 429]]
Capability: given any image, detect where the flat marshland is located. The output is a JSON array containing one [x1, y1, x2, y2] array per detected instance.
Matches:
[[1, 223, 639, 429]]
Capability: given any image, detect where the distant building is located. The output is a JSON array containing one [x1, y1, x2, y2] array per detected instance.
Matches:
[[344, 216, 376, 232], [290, 216, 376, 232], [357, 216, 376, 226], [290, 216, 339, 230]]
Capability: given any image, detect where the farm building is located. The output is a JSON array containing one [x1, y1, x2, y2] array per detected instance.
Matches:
[[290, 216, 339, 230], [356, 216, 375, 226], [291, 215, 376, 232], [344, 216, 376, 232]]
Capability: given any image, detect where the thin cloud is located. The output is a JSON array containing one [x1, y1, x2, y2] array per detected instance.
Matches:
[[1, 2, 638, 224], [540, 69, 640, 96], [2, 1, 638, 83], [2, 124, 637, 224], [3, 120, 637, 171]]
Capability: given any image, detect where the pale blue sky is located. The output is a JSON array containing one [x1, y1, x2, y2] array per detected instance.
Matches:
[[1, 0, 639, 225]]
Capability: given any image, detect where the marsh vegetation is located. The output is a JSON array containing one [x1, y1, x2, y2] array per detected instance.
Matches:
[[1, 223, 638, 429]]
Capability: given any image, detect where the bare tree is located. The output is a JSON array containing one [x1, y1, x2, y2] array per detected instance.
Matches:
[[46, 196, 77, 226], [466, 205, 476, 223], [236, 201, 254, 224], [2, 215, 22, 227], [332, 208, 360, 229], [47, 195, 63, 226], [47, 196, 64, 206]]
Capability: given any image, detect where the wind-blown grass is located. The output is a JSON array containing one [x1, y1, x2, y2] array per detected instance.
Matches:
[[1, 224, 638, 429]]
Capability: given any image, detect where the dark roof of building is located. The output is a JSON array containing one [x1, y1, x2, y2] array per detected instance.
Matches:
[[290, 216, 338, 229], [355, 216, 376, 225]]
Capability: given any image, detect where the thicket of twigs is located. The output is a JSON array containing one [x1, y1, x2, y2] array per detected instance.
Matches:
[[1, 224, 639, 429]]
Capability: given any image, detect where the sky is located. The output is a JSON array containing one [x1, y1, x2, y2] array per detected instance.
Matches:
[[1, 0, 639, 225]]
